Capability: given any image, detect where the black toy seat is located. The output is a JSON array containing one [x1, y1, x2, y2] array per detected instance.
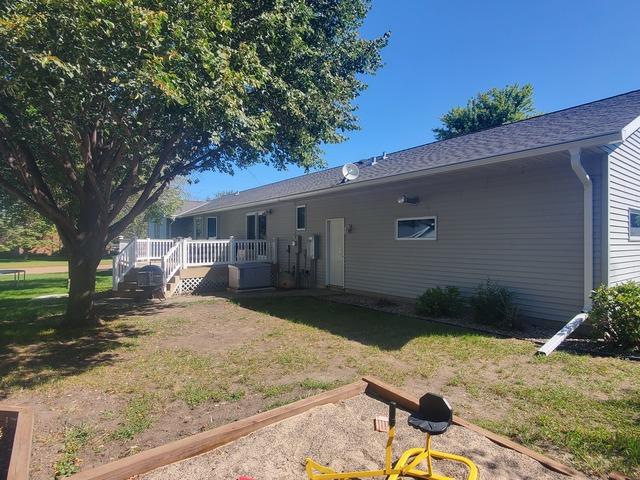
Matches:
[[408, 393, 453, 436]]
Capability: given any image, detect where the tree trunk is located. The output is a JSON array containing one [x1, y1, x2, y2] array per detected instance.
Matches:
[[64, 241, 103, 327]]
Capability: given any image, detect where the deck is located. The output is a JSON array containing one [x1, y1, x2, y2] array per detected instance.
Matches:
[[112, 238, 277, 295]]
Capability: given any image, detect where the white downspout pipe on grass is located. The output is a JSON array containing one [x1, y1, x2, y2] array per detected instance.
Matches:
[[569, 148, 593, 312], [537, 149, 593, 356]]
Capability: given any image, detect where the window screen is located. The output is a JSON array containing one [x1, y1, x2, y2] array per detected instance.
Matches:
[[630, 209, 640, 238], [396, 217, 437, 240], [296, 205, 306, 230]]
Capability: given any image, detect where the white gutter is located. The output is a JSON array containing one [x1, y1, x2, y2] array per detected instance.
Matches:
[[569, 148, 593, 311]]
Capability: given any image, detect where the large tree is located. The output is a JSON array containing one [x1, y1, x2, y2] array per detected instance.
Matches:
[[0, 0, 387, 326], [433, 83, 536, 140]]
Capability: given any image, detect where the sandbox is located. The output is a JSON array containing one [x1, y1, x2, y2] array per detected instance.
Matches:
[[68, 378, 584, 480], [143, 394, 568, 480]]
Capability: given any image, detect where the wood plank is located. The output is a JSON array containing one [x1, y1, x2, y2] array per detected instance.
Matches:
[[4, 405, 34, 480], [69, 380, 366, 480], [362, 376, 586, 479]]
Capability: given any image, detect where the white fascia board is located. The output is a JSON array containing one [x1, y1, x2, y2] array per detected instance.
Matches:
[[181, 132, 622, 217], [622, 115, 640, 140]]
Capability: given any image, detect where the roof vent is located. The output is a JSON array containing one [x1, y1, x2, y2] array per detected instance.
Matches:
[[371, 156, 378, 165], [382, 151, 388, 160]]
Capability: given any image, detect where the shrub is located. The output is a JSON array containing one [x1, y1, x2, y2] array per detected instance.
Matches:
[[416, 286, 465, 318], [590, 282, 640, 350], [470, 280, 519, 328]]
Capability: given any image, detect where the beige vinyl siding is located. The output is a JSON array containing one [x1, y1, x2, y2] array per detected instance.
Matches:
[[306, 155, 584, 323], [605, 128, 640, 284], [195, 152, 589, 323]]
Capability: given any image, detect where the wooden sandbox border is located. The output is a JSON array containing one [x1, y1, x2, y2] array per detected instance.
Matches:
[[68, 377, 584, 480], [2, 405, 34, 480]]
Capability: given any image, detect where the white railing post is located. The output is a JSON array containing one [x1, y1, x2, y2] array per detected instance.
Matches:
[[112, 256, 117, 291], [132, 237, 138, 265], [229, 236, 236, 263], [182, 238, 188, 268]]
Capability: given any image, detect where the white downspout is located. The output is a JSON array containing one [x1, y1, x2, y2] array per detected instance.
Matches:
[[569, 148, 593, 311]]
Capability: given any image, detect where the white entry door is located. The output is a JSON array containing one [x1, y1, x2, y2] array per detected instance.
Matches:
[[326, 218, 345, 287]]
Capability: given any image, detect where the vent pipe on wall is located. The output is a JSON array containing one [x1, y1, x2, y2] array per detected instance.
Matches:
[[569, 148, 593, 311]]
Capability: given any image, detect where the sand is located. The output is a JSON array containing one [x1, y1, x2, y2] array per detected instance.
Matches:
[[142, 394, 569, 480]]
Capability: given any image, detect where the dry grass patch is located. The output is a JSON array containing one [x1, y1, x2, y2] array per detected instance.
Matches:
[[1, 288, 638, 479]]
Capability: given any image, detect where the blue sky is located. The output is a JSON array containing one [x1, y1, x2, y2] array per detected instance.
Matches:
[[187, 0, 640, 199]]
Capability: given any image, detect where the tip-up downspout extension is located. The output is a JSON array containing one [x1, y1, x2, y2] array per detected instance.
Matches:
[[538, 149, 593, 356]]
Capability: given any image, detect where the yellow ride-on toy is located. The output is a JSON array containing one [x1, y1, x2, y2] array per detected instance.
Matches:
[[305, 393, 478, 480]]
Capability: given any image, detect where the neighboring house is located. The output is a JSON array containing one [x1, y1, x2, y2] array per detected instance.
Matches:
[[128, 90, 640, 325], [147, 200, 207, 239]]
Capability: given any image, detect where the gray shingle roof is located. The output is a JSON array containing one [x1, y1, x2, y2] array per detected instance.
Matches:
[[174, 200, 207, 216], [182, 89, 640, 216]]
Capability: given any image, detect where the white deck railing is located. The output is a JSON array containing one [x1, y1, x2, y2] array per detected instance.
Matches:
[[136, 238, 175, 261], [185, 239, 231, 266], [112, 238, 137, 290], [113, 237, 276, 291], [161, 242, 183, 285]]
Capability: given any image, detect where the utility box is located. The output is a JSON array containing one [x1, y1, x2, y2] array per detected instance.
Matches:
[[228, 263, 272, 291], [308, 234, 320, 259]]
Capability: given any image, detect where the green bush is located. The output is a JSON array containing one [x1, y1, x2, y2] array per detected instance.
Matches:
[[416, 286, 465, 318], [470, 280, 519, 328], [590, 282, 640, 350]]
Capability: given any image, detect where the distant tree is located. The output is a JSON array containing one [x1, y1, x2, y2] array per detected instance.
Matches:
[[0, 191, 59, 255], [0, 0, 387, 326], [433, 84, 537, 140], [122, 180, 187, 239], [212, 190, 237, 200]]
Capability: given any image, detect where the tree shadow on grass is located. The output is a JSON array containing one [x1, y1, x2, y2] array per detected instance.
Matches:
[[0, 270, 186, 348], [231, 296, 485, 351], [0, 323, 146, 399], [0, 271, 191, 398]]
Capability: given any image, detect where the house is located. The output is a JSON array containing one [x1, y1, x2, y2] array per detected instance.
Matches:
[[147, 199, 207, 239], [115, 89, 640, 326]]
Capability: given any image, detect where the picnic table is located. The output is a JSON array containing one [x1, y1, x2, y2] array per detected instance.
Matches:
[[0, 269, 26, 287]]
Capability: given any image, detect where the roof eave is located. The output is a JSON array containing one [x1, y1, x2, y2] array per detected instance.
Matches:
[[179, 131, 622, 217], [622, 114, 640, 140]]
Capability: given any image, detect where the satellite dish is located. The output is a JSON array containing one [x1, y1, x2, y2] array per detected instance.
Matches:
[[342, 163, 360, 181]]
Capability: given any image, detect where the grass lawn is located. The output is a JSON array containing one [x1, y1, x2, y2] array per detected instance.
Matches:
[[0, 277, 638, 479], [0, 272, 112, 345], [0, 258, 112, 269]]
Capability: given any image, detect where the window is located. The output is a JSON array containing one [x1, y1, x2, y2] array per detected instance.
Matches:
[[630, 209, 640, 239], [246, 214, 256, 239], [258, 213, 267, 239], [396, 217, 437, 240], [246, 212, 267, 240], [193, 216, 204, 239], [206, 217, 217, 239], [296, 205, 307, 230]]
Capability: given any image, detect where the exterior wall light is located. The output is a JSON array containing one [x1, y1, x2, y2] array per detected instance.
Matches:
[[397, 195, 419, 205]]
